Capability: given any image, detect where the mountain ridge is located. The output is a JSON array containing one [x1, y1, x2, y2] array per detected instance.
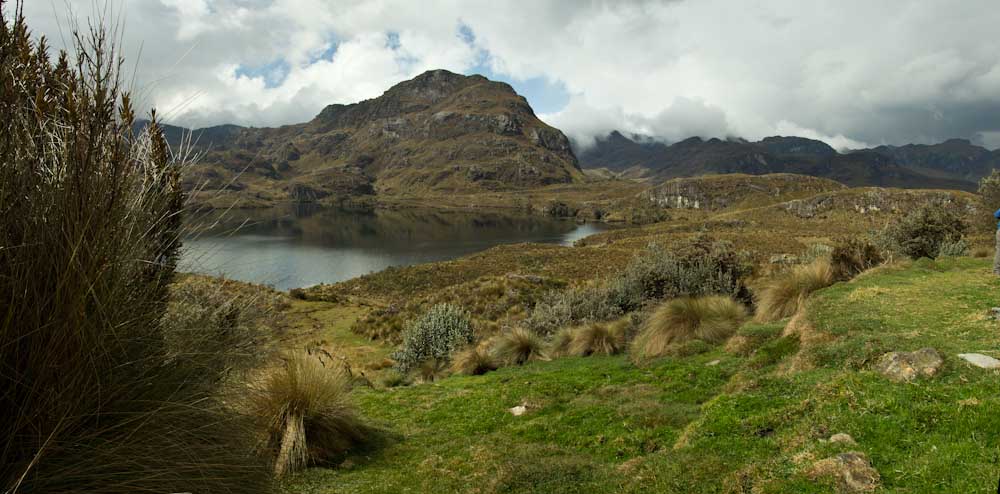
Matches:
[[578, 131, 993, 190]]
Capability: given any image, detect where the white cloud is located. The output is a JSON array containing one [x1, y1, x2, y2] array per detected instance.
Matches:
[[17, 0, 1000, 149]]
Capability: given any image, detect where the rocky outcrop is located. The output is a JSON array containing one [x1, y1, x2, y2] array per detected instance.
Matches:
[[875, 348, 944, 382], [808, 452, 880, 492]]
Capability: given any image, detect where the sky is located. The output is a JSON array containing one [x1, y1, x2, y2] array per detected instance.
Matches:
[[14, 0, 1000, 150]]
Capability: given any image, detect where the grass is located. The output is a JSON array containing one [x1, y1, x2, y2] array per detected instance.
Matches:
[[565, 320, 630, 357], [492, 327, 548, 365], [754, 259, 835, 323], [451, 345, 500, 376], [0, 12, 271, 492], [250, 352, 367, 477], [632, 296, 748, 359], [282, 256, 1000, 493]]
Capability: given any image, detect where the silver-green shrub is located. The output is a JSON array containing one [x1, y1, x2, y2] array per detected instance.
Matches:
[[938, 238, 970, 257], [392, 304, 473, 373]]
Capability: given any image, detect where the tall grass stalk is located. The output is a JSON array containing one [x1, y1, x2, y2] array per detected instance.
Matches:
[[0, 5, 270, 492]]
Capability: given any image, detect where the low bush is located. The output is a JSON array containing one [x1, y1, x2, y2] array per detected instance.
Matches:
[[754, 259, 835, 323], [451, 345, 499, 376], [249, 353, 366, 477], [632, 296, 747, 359], [938, 238, 970, 257], [391, 304, 473, 373], [829, 237, 884, 281], [884, 203, 967, 259], [493, 327, 547, 365], [971, 246, 993, 258], [527, 237, 753, 334]]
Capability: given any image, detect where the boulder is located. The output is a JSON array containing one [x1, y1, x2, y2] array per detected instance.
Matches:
[[808, 451, 880, 492], [957, 353, 1000, 369], [829, 433, 857, 445], [875, 348, 943, 382]]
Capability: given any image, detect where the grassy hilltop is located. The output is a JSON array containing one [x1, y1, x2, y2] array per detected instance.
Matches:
[[283, 256, 1000, 493]]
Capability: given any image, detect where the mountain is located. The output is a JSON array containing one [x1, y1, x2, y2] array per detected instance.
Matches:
[[866, 138, 998, 183], [579, 132, 989, 190], [163, 70, 582, 205]]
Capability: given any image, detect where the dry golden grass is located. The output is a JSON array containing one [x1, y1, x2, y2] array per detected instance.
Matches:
[[548, 326, 577, 358], [971, 246, 993, 258], [451, 345, 499, 376], [632, 296, 747, 359], [566, 320, 630, 357], [249, 352, 366, 477], [492, 327, 548, 365], [754, 260, 835, 323]]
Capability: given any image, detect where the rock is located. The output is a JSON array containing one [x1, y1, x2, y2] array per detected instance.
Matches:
[[769, 253, 800, 265], [705, 359, 721, 366], [829, 433, 857, 445], [875, 348, 943, 382], [957, 353, 1000, 369], [988, 307, 1000, 321], [509, 405, 527, 416], [808, 451, 880, 492]]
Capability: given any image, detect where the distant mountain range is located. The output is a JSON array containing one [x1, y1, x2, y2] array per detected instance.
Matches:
[[577, 131, 999, 190], [149, 70, 582, 204], [147, 70, 998, 204]]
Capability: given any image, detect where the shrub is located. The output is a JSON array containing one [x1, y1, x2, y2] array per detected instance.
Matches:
[[829, 237, 884, 281], [978, 169, 1000, 232], [567, 320, 629, 357], [391, 304, 473, 373], [249, 353, 366, 477], [451, 345, 499, 375], [632, 296, 747, 359], [605, 238, 754, 312], [754, 259, 835, 323], [884, 203, 967, 260], [0, 13, 270, 493], [525, 284, 622, 335], [526, 237, 753, 334], [493, 327, 547, 365], [547, 200, 577, 218], [938, 238, 970, 257]]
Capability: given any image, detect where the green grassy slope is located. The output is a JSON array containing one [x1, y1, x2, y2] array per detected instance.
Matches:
[[286, 257, 1000, 493]]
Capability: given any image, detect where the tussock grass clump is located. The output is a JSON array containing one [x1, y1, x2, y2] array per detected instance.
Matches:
[[567, 320, 629, 357], [971, 246, 992, 258], [451, 345, 500, 375], [0, 9, 270, 493], [250, 353, 366, 477], [493, 327, 547, 365], [632, 296, 747, 359], [754, 260, 835, 323], [548, 326, 577, 358]]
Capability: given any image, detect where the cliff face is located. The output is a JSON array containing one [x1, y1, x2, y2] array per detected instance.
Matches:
[[174, 69, 582, 204]]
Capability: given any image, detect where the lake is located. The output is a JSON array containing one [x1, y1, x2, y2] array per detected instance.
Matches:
[[178, 205, 609, 291]]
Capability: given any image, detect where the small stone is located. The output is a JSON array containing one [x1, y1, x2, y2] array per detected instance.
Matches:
[[988, 307, 1000, 320], [706, 359, 721, 366], [957, 353, 1000, 369], [509, 405, 527, 416], [808, 451, 880, 492], [875, 348, 943, 382], [829, 433, 857, 445]]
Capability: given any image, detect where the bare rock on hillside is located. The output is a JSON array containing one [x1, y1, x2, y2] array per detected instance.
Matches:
[[875, 348, 943, 382], [808, 451, 880, 492], [828, 433, 857, 445]]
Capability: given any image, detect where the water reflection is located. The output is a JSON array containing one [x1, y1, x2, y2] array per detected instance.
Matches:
[[179, 205, 608, 290]]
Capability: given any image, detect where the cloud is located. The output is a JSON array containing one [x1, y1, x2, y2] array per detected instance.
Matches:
[[16, 0, 1000, 149]]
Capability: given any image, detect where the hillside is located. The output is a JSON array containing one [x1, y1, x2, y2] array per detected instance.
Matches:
[[578, 132, 990, 191], [166, 70, 583, 206], [284, 257, 1000, 493]]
